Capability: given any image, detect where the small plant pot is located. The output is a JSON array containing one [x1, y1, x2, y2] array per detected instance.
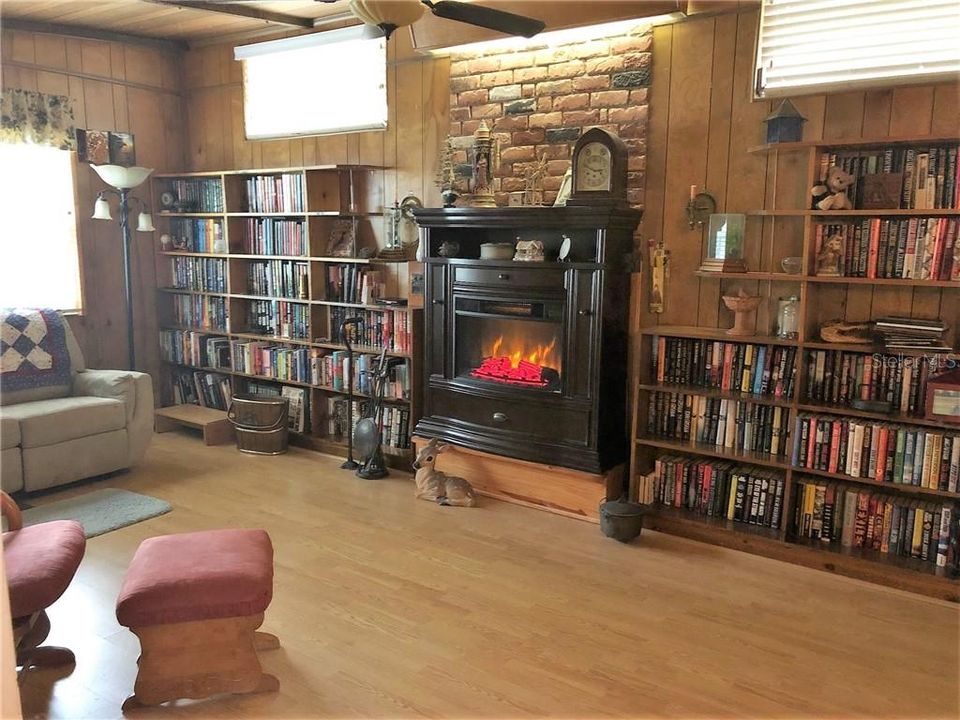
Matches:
[[599, 500, 645, 543]]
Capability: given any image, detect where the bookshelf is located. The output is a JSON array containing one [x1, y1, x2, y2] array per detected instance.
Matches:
[[631, 136, 960, 601], [152, 165, 423, 465]]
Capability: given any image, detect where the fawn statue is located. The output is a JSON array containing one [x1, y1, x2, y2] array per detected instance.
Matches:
[[413, 438, 477, 507]]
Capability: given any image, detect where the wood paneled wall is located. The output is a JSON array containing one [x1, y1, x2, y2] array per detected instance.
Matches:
[[0, 27, 185, 379], [638, 8, 960, 336], [181, 30, 449, 225]]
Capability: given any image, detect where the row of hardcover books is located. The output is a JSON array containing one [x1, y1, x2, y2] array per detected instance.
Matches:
[[245, 173, 305, 213], [171, 369, 231, 410], [170, 257, 227, 293], [793, 479, 958, 570], [647, 392, 792, 457], [168, 218, 225, 254], [159, 330, 230, 369], [792, 414, 960, 493], [813, 218, 960, 281], [241, 218, 307, 257], [244, 300, 310, 340], [230, 342, 409, 400], [820, 145, 959, 210], [654, 336, 798, 398], [247, 260, 309, 299], [638, 456, 784, 529], [326, 398, 412, 452], [803, 349, 936, 416], [326, 265, 384, 305], [312, 351, 409, 399], [163, 179, 223, 213], [171, 295, 227, 332], [329, 307, 412, 354]]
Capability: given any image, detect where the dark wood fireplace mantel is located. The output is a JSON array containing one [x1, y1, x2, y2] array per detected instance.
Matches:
[[413, 206, 641, 474]]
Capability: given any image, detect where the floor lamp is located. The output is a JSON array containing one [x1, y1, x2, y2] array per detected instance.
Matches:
[[90, 165, 155, 370]]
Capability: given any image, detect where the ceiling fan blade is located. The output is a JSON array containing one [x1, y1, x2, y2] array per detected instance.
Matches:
[[427, 1, 545, 38]]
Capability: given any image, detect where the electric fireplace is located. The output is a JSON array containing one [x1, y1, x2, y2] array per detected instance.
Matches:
[[455, 298, 562, 391], [414, 206, 642, 474]]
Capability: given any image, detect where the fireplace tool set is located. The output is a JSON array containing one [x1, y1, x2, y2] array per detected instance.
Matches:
[[339, 317, 398, 479]]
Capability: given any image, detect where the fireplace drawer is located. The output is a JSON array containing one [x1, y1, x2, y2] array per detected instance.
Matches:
[[453, 266, 565, 290], [432, 388, 590, 446]]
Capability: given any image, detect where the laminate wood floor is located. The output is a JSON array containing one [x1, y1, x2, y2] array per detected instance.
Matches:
[[16, 431, 960, 719]]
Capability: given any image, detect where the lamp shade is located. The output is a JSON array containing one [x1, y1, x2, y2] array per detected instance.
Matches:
[[92, 196, 112, 220], [91, 164, 154, 189], [136, 211, 155, 232]]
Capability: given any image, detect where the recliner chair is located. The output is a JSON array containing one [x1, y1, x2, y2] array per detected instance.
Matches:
[[2, 490, 86, 671]]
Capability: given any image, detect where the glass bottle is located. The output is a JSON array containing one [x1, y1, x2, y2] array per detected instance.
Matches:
[[777, 296, 800, 339]]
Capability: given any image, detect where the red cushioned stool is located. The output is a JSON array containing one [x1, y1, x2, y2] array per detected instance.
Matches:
[[116, 529, 280, 708]]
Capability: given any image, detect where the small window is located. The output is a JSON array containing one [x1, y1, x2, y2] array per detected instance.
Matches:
[[755, 0, 960, 98], [235, 27, 387, 140], [0, 143, 82, 312]]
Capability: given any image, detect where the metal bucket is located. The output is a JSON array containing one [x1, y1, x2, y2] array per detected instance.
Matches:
[[228, 393, 289, 455]]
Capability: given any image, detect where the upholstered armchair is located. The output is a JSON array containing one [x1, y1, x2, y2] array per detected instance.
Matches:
[[1, 490, 86, 671]]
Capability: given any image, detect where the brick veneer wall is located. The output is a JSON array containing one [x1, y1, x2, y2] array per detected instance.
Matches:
[[447, 24, 651, 207]]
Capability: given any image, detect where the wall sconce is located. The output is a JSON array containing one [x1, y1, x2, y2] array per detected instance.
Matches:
[[686, 185, 716, 230], [89, 164, 155, 370]]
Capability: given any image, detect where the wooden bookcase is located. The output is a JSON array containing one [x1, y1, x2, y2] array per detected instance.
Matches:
[[151, 165, 423, 465], [631, 135, 960, 601]]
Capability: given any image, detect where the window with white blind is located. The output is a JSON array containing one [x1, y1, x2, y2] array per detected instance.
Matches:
[[235, 27, 387, 140], [755, 0, 960, 98], [0, 143, 83, 312]]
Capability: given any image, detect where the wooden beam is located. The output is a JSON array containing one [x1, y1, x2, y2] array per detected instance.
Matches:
[[0, 18, 188, 51], [143, 0, 314, 29]]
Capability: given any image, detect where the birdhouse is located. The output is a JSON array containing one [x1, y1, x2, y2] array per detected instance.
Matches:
[[764, 99, 806, 144]]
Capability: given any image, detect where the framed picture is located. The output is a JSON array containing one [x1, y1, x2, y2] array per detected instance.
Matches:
[[108, 132, 136, 166], [327, 219, 355, 257], [79, 129, 110, 164], [924, 368, 960, 424]]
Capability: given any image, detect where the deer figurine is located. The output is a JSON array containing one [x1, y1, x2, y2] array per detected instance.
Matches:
[[413, 439, 477, 507]]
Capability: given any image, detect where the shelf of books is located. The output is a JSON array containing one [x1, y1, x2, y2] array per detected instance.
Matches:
[[632, 136, 960, 600], [152, 166, 423, 466]]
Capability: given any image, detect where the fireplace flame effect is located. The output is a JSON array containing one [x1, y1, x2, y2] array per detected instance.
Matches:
[[471, 334, 560, 389], [490, 335, 558, 370]]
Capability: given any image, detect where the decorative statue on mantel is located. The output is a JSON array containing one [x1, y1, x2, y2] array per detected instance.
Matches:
[[469, 120, 497, 208], [413, 438, 477, 507]]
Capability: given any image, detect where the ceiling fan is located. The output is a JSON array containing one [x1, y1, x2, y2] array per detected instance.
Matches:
[[324, 0, 546, 40]]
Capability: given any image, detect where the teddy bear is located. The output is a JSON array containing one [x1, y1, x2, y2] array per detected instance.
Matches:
[[810, 166, 854, 211]]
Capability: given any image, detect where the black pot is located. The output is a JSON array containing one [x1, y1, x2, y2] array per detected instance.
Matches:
[[599, 500, 645, 543]]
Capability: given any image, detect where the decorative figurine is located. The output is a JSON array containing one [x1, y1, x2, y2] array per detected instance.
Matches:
[[722, 289, 762, 336], [438, 240, 460, 258], [513, 239, 544, 262], [413, 438, 477, 507], [763, 99, 806, 144], [815, 232, 844, 276], [523, 152, 547, 205], [435, 136, 460, 208], [649, 238, 668, 314], [469, 120, 496, 208], [328, 219, 355, 257], [811, 166, 855, 210]]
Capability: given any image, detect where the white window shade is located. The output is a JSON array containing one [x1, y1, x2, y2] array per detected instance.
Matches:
[[235, 28, 387, 140], [0, 144, 82, 312], [755, 0, 960, 98]]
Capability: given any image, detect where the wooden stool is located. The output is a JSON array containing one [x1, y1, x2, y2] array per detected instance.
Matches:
[[116, 529, 279, 708]]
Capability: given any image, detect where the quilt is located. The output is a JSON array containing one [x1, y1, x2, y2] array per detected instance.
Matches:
[[0, 308, 72, 393]]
